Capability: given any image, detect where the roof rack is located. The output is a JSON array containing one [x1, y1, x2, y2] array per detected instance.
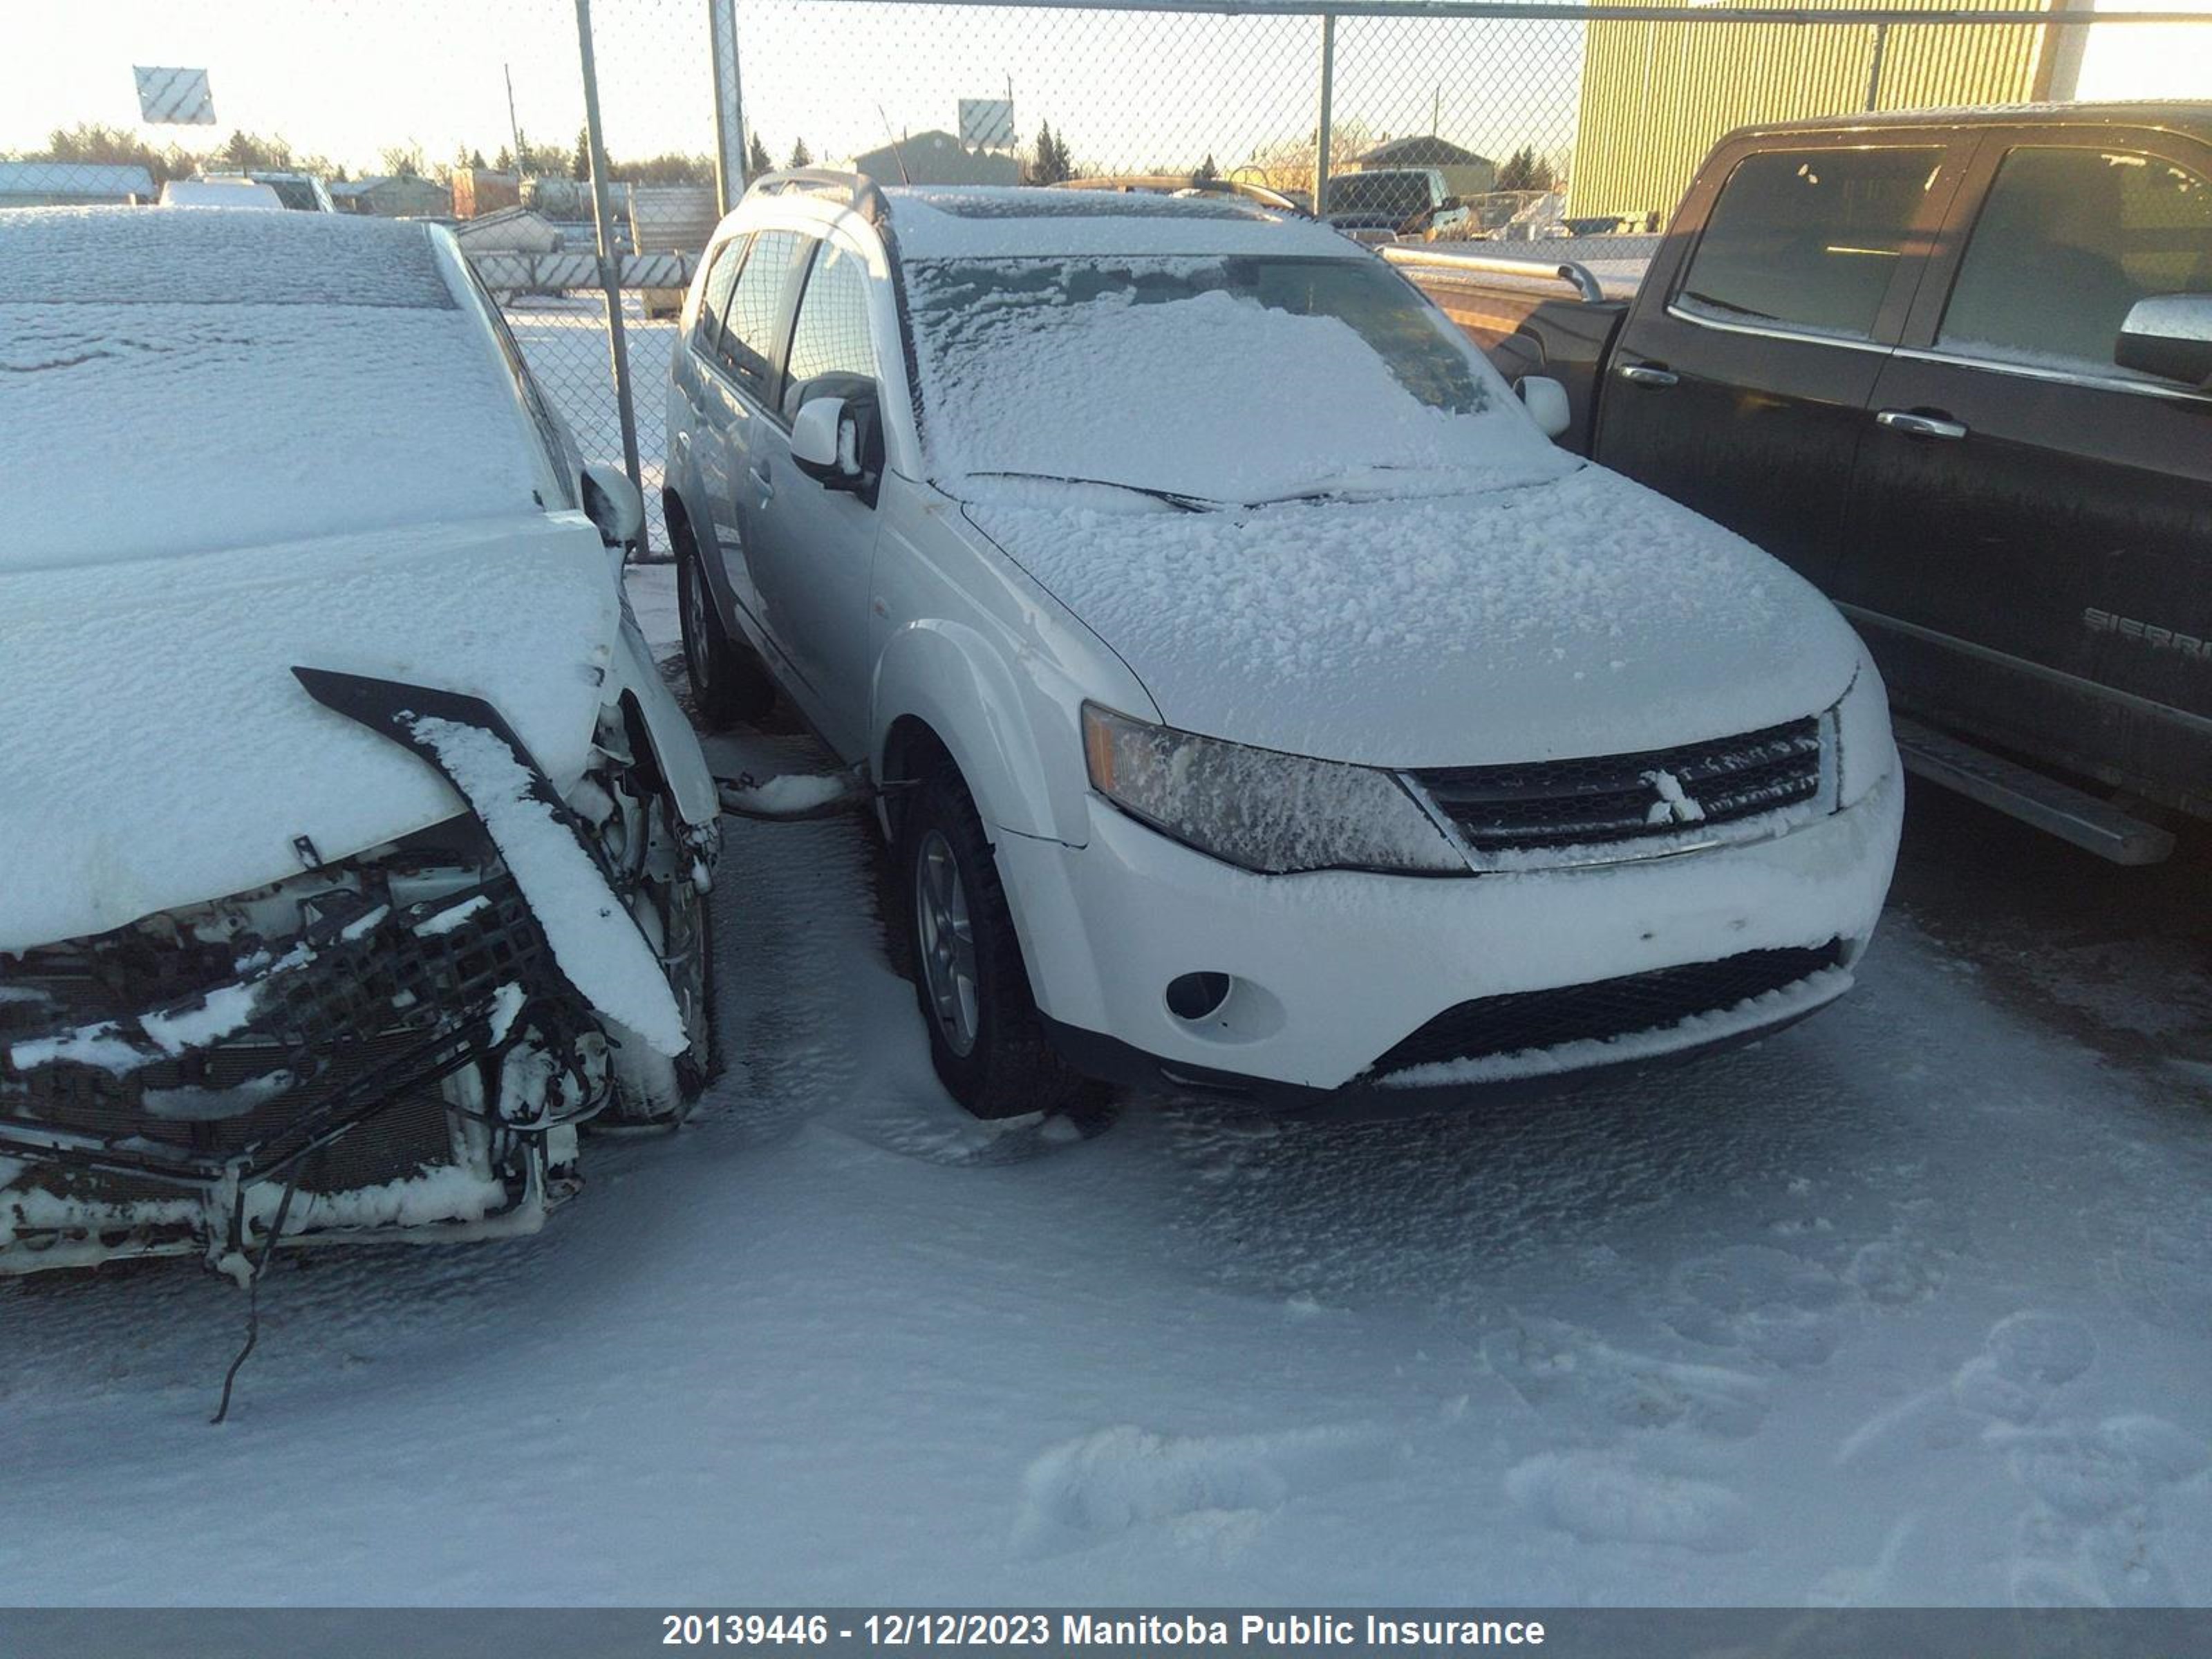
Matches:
[[744, 167, 892, 225], [1056, 174, 1311, 217]]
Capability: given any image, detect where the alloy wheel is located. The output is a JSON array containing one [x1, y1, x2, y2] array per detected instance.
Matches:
[[914, 829, 980, 1058]]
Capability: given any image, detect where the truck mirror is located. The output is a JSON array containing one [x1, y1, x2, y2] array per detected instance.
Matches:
[[1517, 375, 1573, 440], [2115, 294, 2212, 387]]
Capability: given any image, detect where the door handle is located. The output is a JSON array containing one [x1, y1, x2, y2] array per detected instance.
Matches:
[[1617, 362, 1678, 388], [1876, 409, 1969, 440], [749, 460, 774, 503]]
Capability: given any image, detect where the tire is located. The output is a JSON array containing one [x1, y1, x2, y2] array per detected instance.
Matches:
[[675, 525, 774, 729], [898, 767, 1091, 1120]]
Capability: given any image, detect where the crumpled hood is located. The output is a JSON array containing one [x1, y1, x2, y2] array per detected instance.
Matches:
[[965, 462, 1864, 767], [0, 514, 620, 953]]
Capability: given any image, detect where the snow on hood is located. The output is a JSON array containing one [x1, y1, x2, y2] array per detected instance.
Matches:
[[0, 208, 541, 570], [963, 464, 1864, 768], [0, 516, 619, 952]]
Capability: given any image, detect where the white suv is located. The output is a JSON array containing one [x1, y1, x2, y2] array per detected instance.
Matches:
[[665, 175, 1903, 1118]]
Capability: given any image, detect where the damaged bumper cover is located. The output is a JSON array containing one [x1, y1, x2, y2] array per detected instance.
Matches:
[[0, 872, 580, 1192], [1, 668, 701, 1271]]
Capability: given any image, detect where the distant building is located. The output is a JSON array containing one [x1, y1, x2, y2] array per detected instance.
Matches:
[[330, 174, 453, 218], [1351, 136, 1497, 200], [451, 167, 522, 220], [1569, 0, 2084, 222], [0, 161, 156, 207], [845, 131, 1018, 187]]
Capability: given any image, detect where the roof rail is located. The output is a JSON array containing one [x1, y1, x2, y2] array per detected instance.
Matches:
[[744, 167, 892, 225], [1057, 174, 1311, 217]]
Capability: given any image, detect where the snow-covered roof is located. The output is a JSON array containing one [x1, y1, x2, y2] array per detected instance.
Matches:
[[159, 177, 285, 210], [0, 208, 544, 570], [884, 185, 1358, 259]]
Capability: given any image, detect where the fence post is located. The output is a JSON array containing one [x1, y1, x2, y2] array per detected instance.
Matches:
[[574, 0, 646, 550], [1314, 10, 1336, 215], [1864, 21, 1888, 111], [709, 0, 747, 215]]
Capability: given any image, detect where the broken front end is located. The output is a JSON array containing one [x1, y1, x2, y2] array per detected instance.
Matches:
[[1, 691, 716, 1277]]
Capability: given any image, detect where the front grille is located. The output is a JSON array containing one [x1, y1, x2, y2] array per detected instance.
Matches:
[[1412, 717, 1825, 856], [1371, 943, 1844, 1076], [2, 877, 561, 1185]]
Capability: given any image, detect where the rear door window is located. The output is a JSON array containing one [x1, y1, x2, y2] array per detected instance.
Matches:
[[1677, 147, 1943, 340], [693, 234, 747, 356], [1937, 146, 2212, 373], [717, 229, 801, 402]]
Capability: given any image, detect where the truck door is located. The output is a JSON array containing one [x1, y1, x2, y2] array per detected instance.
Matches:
[[1595, 138, 1961, 588], [1836, 130, 2212, 807]]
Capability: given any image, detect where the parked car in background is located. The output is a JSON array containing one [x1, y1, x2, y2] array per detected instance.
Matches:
[[237, 169, 338, 212], [158, 176, 285, 210], [0, 209, 720, 1275], [1323, 166, 1461, 242], [1399, 103, 2212, 863], [665, 175, 1900, 1120]]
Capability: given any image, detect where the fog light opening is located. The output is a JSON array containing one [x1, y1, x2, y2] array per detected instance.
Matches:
[[1165, 971, 1232, 1022]]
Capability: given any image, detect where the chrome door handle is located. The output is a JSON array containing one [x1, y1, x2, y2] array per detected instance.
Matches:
[[749, 461, 774, 502], [1617, 363, 1678, 388], [1876, 409, 1969, 440]]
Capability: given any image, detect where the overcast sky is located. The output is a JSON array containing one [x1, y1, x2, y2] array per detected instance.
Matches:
[[3, 0, 2206, 178]]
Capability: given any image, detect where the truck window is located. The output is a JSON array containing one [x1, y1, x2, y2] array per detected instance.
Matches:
[[781, 241, 875, 418], [1938, 147, 2212, 374], [1676, 147, 1941, 340]]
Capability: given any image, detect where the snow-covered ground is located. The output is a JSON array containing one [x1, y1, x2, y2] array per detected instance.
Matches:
[[5, 564, 2207, 1606]]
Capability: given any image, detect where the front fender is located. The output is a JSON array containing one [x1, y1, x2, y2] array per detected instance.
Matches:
[[608, 610, 721, 831], [871, 619, 1087, 844]]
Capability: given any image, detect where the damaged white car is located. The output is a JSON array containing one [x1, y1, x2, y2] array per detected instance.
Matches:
[[0, 209, 721, 1275]]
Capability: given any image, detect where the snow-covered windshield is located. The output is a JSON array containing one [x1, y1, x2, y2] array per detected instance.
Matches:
[[905, 253, 1569, 507]]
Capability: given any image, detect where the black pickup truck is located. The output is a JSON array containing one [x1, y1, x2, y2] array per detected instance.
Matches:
[[1398, 104, 2212, 863]]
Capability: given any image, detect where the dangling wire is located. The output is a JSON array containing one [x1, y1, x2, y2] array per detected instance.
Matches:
[[209, 1159, 308, 1427]]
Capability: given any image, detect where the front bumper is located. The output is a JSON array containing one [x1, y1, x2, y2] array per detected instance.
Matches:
[[0, 870, 599, 1273], [995, 767, 1903, 1096]]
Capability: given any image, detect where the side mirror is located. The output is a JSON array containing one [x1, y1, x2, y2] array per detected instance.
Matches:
[[2116, 294, 2212, 387], [1518, 375, 1572, 440], [791, 395, 868, 491], [580, 462, 644, 549]]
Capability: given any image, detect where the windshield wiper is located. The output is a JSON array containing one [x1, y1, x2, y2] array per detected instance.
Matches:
[[1239, 465, 1432, 509], [964, 469, 1221, 513]]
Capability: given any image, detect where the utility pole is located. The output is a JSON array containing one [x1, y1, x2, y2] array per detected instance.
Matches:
[[1314, 12, 1336, 215], [707, 0, 747, 211], [504, 62, 524, 167], [574, 0, 644, 547]]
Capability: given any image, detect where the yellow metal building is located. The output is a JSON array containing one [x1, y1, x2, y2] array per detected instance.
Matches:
[[1566, 0, 2088, 223]]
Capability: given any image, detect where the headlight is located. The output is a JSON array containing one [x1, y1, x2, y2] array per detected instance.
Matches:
[[1833, 648, 1897, 810], [1080, 703, 1465, 875]]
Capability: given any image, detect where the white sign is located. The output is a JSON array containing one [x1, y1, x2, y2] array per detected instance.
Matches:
[[958, 97, 1015, 150], [134, 66, 216, 125]]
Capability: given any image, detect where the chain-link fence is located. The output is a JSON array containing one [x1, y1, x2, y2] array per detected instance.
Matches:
[[6, 0, 2208, 558]]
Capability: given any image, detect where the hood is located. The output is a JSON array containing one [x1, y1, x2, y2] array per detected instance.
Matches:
[[964, 463, 1863, 769], [0, 514, 619, 953]]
